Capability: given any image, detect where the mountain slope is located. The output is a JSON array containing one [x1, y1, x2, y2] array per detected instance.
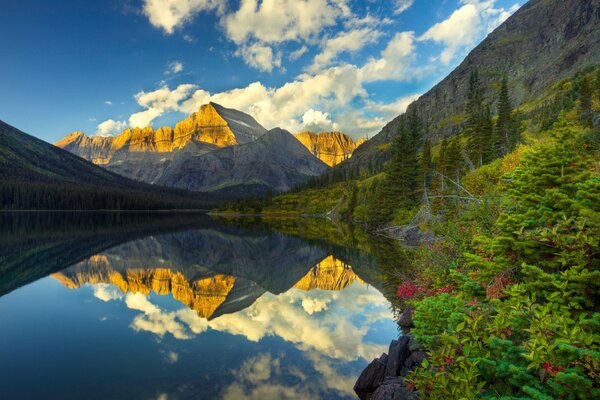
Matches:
[[56, 102, 268, 165], [56, 103, 325, 196], [0, 120, 222, 209], [156, 128, 329, 195], [294, 131, 366, 167], [331, 0, 600, 177]]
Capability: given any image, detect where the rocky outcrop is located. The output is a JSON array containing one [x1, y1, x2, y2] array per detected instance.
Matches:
[[354, 333, 425, 400], [329, 0, 600, 176], [155, 127, 328, 195], [51, 260, 238, 319], [55, 104, 327, 196], [294, 131, 366, 167], [294, 256, 363, 291], [55, 102, 267, 164]]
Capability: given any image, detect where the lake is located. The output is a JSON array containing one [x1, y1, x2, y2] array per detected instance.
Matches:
[[0, 212, 400, 400]]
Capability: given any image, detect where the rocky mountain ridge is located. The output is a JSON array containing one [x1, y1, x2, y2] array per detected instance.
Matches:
[[294, 131, 366, 167], [55, 103, 327, 195], [56, 102, 267, 164], [331, 0, 600, 176]]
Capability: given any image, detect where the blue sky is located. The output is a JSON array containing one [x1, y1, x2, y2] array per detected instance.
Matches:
[[0, 0, 521, 142]]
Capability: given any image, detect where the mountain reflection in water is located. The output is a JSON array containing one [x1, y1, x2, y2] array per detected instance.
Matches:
[[0, 213, 398, 400]]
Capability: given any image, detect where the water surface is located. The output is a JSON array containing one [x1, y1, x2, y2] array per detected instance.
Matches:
[[0, 213, 398, 400]]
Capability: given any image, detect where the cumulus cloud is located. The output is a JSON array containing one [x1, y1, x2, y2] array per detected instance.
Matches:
[[308, 28, 382, 73], [301, 297, 331, 314], [301, 109, 337, 132], [93, 283, 123, 301], [235, 43, 281, 72], [142, 0, 223, 34], [104, 100, 113, 106], [420, 0, 521, 64], [359, 31, 416, 82], [220, 0, 346, 45], [129, 83, 196, 127], [96, 119, 127, 136]]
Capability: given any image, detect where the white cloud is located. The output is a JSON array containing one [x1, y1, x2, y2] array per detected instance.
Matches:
[[301, 297, 331, 314], [142, 0, 223, 34], [166, 61, 184, 74], [366, 93, 422, 119], [129, 83, 197, 127], [93, 283, 123, 301], [308, 28, 382, 73], [164, 351, 179, 363], [221, 0, 346, 45], [359, 31, 416, 82], [290, 45, 308, 61], [419, 0, 521, 65], [301, 109, 337, 132], [235, 43, 282, 72], [104, 100, 113, 106], [394, 0, 415, 15], [96, 119, 127, 136]]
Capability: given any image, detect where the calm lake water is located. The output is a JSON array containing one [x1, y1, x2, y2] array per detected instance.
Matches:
[[0, 213, 399, 400]]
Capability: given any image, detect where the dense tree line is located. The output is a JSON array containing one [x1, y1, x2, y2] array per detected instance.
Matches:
[[0, 181, 216, 210]]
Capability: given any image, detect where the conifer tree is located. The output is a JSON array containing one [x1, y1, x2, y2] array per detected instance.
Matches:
[[446, 136, 463, 184], [418, 139, 433, 198], [465, 70, 486, 167], [495, 74, 515, 155], [579, 73, 593, 127]]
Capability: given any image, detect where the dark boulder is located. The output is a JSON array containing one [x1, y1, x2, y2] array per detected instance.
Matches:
[[385, 336, 410, 377], [397, 308, 414, 332], [354, 353, 388, 400]]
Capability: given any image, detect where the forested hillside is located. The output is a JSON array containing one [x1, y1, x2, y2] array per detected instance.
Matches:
[[0, 121, 223, 209], [242, 65, 600, 398]]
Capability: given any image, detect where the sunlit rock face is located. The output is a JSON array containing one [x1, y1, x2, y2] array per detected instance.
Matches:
[[54, 102, 267, 164], [52, 260, 238, 319], [54, 103, 327, 195], [294, 256, 364, 291], [51, 251, 364, 319], [294, 131, 366, 167]]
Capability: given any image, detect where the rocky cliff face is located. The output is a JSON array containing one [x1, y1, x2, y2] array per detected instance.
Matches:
[[52, 260, 239, 319], [55, 103, 326, 195], [332, 0, 600, 175], [51, 253, 363, 318], [156, 128, 329, 194], [294, 131, 366, 167], [294, 256, 364, 291], [55, 102, 267, 164]]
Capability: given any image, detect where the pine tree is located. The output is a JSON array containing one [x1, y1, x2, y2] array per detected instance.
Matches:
[[481, 104, 496, 163], [446, 136, 463, 184], [495, 74, 515, 155], [418, 139, 433, 198], [579, 73, 593, 127], [465, 70, 486, 167]]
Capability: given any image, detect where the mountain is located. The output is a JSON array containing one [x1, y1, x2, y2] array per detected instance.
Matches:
[[155, 128, 328, 195], [0, 120, 220, 209], [294, 131, 366, 167], [56, 102, 267, 164], [330, 0, 600, 177], [56, 103, 326, 196], [50, 254, 363, 320]]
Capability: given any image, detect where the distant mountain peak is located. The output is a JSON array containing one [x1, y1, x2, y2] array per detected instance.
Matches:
[[55, 102, 269, 164], [294, 130, 366, 167]]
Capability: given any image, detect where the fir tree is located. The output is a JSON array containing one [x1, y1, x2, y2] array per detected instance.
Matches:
[[418, 139, 433, 198], [495, 74, 515, 155], [579, 73, 593, 127], [465, 70, 486, 167]]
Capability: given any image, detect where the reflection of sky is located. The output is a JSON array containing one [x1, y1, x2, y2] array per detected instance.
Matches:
[[0, 278, 395, 400]]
